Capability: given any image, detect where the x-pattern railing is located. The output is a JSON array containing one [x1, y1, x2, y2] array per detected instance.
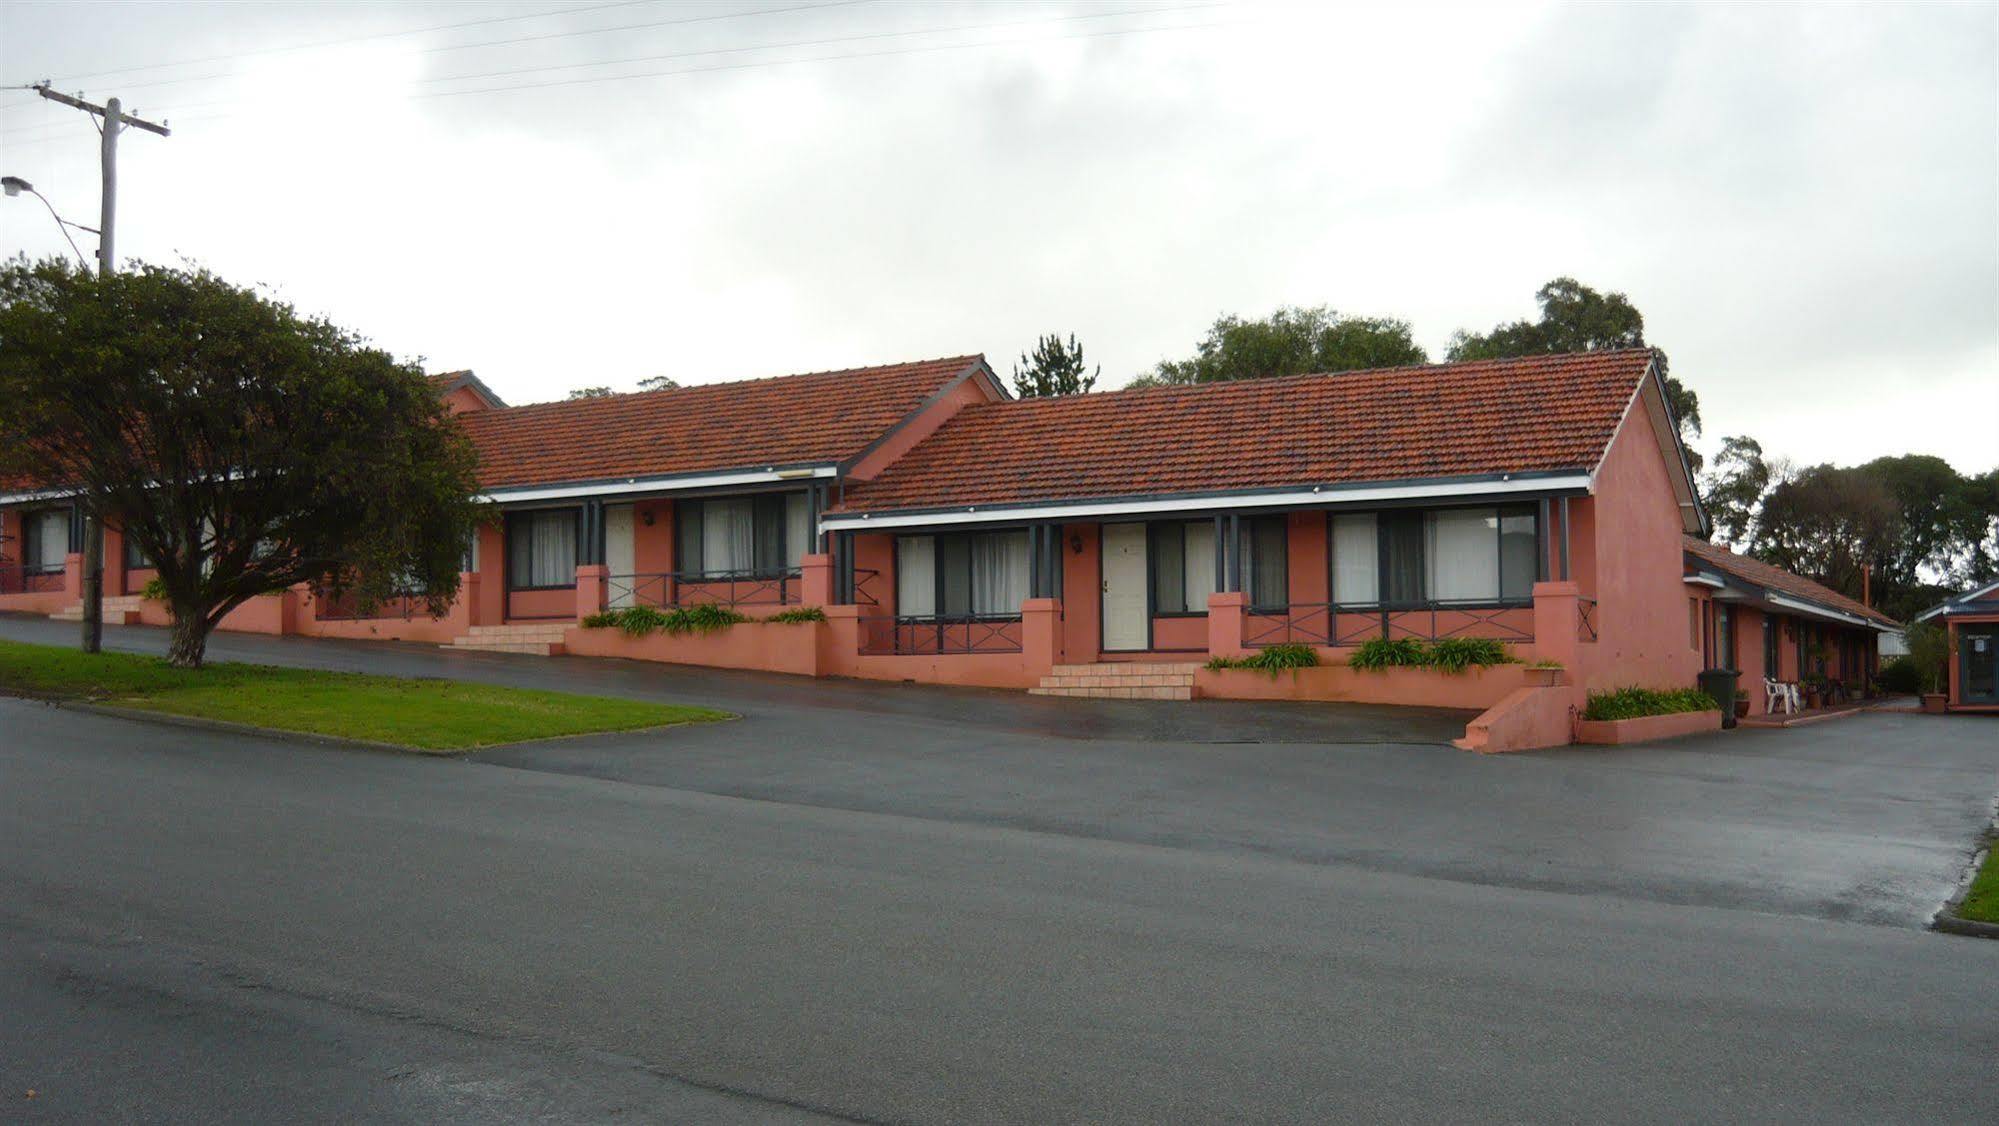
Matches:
[[0, 564, 68, 596], [1577, 597, 1599, 643], [607, 568, 800, 609], [1244, 603, 1536, 648], [858, 614, 1023, 656]]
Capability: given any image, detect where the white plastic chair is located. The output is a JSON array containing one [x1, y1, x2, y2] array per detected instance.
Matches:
[[1763, 678, 1789, 715]]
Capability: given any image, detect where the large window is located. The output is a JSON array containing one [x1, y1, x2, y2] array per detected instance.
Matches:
[[507, 508, 579, 589], [1715, 604, 1736, 671], [124, 531, 151, 571], [1149, 520, 1218, 614], [1330, 506, 1537, 608], [1763, 614, 1780, 676], [677, 494, 809, 575], [896, 530, 1030, 618], [24, 508, 70, 573], [1239, 516, 1288, 611]]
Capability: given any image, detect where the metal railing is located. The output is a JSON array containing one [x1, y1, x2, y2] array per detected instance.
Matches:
[[0, 564, 68, 596], [851, 567, 882, 608], [1244, 603, 1536, 648], [1578, 597, 1599, 643], [606, 568, 801, 609], [857, 614, 1023, 655]]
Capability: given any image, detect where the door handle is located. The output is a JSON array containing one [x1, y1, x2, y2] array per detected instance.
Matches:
[[1102, 580, 1110, 592]]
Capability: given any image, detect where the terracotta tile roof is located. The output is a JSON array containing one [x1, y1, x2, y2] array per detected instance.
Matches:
[[460, 356, 982, 490], [833, 349, 1657, 514], [1683, 536, 1899, 627]]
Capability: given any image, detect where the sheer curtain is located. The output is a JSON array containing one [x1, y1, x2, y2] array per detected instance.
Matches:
[[1426, 508, 1498, 603], [785, 493, 811, 567], [702, 499, 754, 573], [510, 509, 577, 587], [1182, 522, 1217, 611], [1331, 514, 1378, 605], [32, 510, 68, 571], [971, 532, 1029, 616], [897, 536, 936, 617]]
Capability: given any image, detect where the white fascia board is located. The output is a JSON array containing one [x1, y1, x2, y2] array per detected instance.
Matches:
[[0, 487, 76, 505], [1684, 573, 1726, 589], [1915, 578, 1999, 621], [479, 465, 836, 505], [819, 474, 1593, 533], [1765, 592, 1889, 631]]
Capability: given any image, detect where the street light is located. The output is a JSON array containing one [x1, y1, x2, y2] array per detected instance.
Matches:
[[0, 174, 94, 267]]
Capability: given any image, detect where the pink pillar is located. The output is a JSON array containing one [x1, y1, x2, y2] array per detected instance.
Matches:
[[1532, 580, 1582, 695], [1022, 597, 1063, 678], [821, 603, 862, 676], [63, 552, 84, 601], [454, 571, 483, 630], [102, 527, 126, 597], [1206, 591, 1250, 659], [800, 552, 834, 606], [575, 564, 607, 619]]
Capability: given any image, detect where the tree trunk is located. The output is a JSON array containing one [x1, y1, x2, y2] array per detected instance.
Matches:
[[167, 609, 210, 668]]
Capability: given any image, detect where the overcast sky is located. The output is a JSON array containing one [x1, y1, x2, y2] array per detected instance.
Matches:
[[2, 1, 1994, 475]]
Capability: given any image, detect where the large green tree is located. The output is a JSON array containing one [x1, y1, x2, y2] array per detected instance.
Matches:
[[1449, 277, 1702, 467], [1012, 333, 1098, 397], [1136, 305, 1427, 387], [1738, 454, 1999, 622], [0, 258, 483, 667]]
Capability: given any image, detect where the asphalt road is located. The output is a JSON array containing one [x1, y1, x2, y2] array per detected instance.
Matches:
[[3, 616, 1998, 1122]]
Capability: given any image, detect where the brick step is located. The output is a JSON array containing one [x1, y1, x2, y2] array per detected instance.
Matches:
[[1029, 685, 1193, 700], [1049, 662, 1203, 677], [1040, 673, 1196, 689], [48, 605, 143, 625], [463, 624, 571, 638], [441, 640, 565, 656]]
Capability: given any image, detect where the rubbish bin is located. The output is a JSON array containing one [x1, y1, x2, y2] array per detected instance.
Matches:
[[1698, 667, 1740, 729]]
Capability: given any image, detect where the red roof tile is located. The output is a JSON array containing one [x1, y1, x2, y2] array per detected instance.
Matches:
[[833, 350, 1657, 513], [1683, 536, 1899, 627], [461, 356, 981, 490]]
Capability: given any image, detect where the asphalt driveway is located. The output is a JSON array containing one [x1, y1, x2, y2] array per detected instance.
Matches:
[[4, 613, 1995, 927]]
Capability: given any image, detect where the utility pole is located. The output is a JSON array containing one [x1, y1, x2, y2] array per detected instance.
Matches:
[[29, 83, 169, 654]]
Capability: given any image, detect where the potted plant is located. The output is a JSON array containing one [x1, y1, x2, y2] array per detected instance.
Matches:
[[1907, 622, 1950, 714], [1734, 689, 1751, 719], [1801, 674, 1825, 710]]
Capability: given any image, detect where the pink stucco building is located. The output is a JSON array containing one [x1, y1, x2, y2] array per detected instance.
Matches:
[[0, 348, 1899, 747]]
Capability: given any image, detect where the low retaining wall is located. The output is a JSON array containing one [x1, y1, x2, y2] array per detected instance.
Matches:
[[563, 618, 826, 677], [1194, 663, 1535, 710], [1574, 709, 1722, 745], [1456, 684, 1578, 753]]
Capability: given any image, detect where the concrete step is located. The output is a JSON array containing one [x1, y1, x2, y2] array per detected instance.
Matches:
[[440, 640, 565, 656], [48, 605, 143, 625], [463, 624, 571, 638], [1049, 661, 1203, 677], [1041, 673, 1197, 689], [1029, 685, 1193, 700]]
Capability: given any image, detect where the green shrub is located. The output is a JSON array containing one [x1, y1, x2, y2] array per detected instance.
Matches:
[[580, 603, 747, 638], [1876, 656, 1923, 695], [1583, 686, 1720, 722], [1427, 637, 1515, 674], [141, 577, 167, 602], [766, 606, 828, 624], [1207, 643, 1320, 676], [1347, 637, 1429, 670], [1347, 637, 1516, 674]]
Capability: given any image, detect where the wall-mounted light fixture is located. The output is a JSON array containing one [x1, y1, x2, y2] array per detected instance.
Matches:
[[1069, 534, 1084, 554]]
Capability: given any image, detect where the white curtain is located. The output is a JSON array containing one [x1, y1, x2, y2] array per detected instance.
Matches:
[[1426, 508, 1498, 603], [785, 493, 811, 567], [897, 536, 936, 617], [530, 511, 575, 586], [972, 532, 1029, 616], [32, 510, 67, 570], [703, 499, 754, 572], [1183, 522, 1217, 610], [1332, 514, 1378, 605]]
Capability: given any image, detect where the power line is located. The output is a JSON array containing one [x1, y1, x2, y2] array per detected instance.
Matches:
[[0, 5, 1227, 139], [0, 12, 1240, 144], [414, 3, 1217, 89], [1, 1, 875, 102], [1, 0, 657, 87]]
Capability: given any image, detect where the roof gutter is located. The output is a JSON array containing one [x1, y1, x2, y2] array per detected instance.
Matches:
[[819, 472, 1592, 533], [479, 464, 837, 504]]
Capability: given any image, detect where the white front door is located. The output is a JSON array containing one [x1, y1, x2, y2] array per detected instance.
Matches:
[[1101, 522, 1148, 652], [605, 504, 636, 607]]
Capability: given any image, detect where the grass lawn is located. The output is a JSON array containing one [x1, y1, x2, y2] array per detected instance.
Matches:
[[0, 638, 729, 751], [1957, 835, 1999, 924]]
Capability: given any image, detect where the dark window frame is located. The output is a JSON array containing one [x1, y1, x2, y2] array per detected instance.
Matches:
[[1329, 504, 1540, 612], [1239, 515, 1289, 614], [1148, 519, 1216, 618], [895, 528, 1032, 622], [504, 507, 581, 592], [21, 505, 73, 574], [676, 494, 796, 579]]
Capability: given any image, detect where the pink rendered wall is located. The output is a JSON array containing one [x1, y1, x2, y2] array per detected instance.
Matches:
[[1061, 522, 1101, 660], [441, 385, 489, 415], [1287, 511, 1329, 605], [634, 499, 673, 575], [1575, 400, 1699, 694], [852, 532, 898, 616], [844, 373, 997, 482]]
